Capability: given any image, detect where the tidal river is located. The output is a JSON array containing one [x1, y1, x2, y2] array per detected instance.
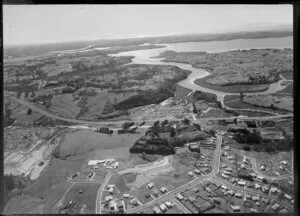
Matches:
[[108, 36, 293, 107]]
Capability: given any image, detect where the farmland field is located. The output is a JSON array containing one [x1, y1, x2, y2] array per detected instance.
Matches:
[[59, 182, 101, 214]]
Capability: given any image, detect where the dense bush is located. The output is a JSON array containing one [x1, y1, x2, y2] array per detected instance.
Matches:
[[233, 129, 262, 144], [193, 90, 217, 103]]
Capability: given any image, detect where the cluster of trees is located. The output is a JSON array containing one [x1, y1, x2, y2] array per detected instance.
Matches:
[[4, 104, 15, 126], [233, 129, 262, 144], [114, 74, 188, 111], [193, 90, 217, 103], [129, 138, 175, 155], [252, 137, 293, 153]]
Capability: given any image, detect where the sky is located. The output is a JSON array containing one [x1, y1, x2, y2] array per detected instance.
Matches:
[[3, 4, 293, 45]]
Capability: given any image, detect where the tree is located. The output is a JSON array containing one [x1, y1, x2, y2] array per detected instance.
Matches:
[[161, 120, 168, 127], [17, 91, 21, 98], [24, 92, 28, 98], [27, 108, 32, 115], [170, 127, 176, 137], [183, 118, 190, 125], [240, 91, 244, 101], [192, 102, 197, 114]]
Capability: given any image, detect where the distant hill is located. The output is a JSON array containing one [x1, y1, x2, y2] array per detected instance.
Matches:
[[4, 28, 292, 58]]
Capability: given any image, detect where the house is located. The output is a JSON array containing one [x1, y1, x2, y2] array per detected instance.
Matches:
[[176, 193, 184, 201], [280, 161, 288, 165], [221, 173, 230, 179], [130, 199, 138, 206], [212, 197, 221, 204], [270, 187, 278, 193], [153, 189, 159, 197], [260, 165, 266, 170], [224, 170, 231, 176], [153, 207, 161, 214], [262, 197, 270, 204], [147, 182, 154, 189], [160, 204, 167, 212], [225, 167, 233, 172], [232, 205, 240, 212], [105, 196, 113, 202], [257, 176, 264, 181], [235, 193, 242, 198], [262, 185, 270, 193], [123, 194, 130, 198], [165, 201, 173, 208], [192, 187, 199, 193], [284, 194, 292, 200], [107, 184, 115, 189], [244, 193, 251, 200], [254, 183, 261, 189], [188, 171, 194, 177], [109, 187, 114, 194], [252, 195, 259, 201], [194, 169, 201, 175], [237, 180, 246, 186], [188, 196, 196, 203], [271, 203, 280, 211], [109, 201, 115, 211], [117, 200, 124, 210], [279, 208, 289, 213], [145, 193, 151, 198], [205, 187, 212, 193], [221, 185, 228, 190], [160, 187, 168, 194], [279, 165, 285, 170], [250, 208, 258, 213], [250, 173, 257, 178], [222, 164, 228, 168], [227, 190, 234, 196], [256, 202, 260, 206], [291, 200, 294, 204]]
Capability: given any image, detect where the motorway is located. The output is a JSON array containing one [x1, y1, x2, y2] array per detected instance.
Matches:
[[5, 95, 293, 129]]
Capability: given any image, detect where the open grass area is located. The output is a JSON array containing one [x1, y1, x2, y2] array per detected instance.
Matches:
[[195, 75, 270, 93], [60, 182, 101, 214], [276, 84, 293, 95], [224, 95, 287, 114], [49, 94, 80, 119]]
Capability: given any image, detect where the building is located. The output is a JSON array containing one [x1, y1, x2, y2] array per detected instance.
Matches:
[[117, 200, 124, 211], [160, 187, 168, 194], [109, 187, 114, 194], [235, 193, 242, 198], [107, 184, 115, 189], [153, 207, 161, 214], [109, 201, 116, 211], [123, 194, 130, 198], [262, 185, 269, 193], [244, 194, 251, 200], [225, 167, 232, 172], [254, 183, 261, 189], [192, 187, 199, 193], [105, 196, 113, 202], [165, 201, 173, 208], [153, 189, 159, 197], [270, 187, 278, 193], [147, 183, 154, 189], [160, 204, 167, 212], [262, 197, 270, 204], [212, 197, 221, 204], [221, 173, 230, 179], [257, 176, 264, 181], [260, 165, 266, 170], [224, 170, 231, 176], [237, 180, 246, 186], [188, 171, 194, 177], [280, 161, 288, 165], [194, 169, 201, 175], [130, 199, 138, 206], [252, 196, 259, 202], [221, 185, 228, 190], [205, 187, 212, 193], [188, 196, 196, 203], [232, 205, 240, 212], [271, 203, 280, 211], [284, 194, 292, 200], [227, 190, 234, 196], [250, 208, 258, 213], [176, 193, 184, 201], [145, 193, 150, 198]]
